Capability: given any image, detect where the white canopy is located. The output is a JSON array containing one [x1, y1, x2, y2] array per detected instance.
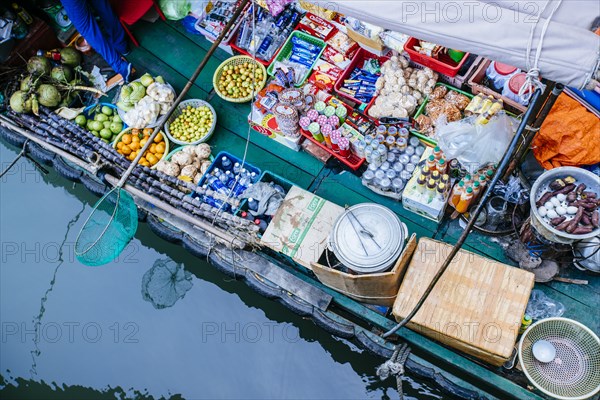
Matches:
[[311, 0, 600, 89]]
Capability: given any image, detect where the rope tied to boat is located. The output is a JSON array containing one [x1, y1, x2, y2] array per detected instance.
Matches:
[[376, 343, 411, 399]]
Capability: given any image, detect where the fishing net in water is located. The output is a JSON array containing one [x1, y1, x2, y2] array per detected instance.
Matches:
[[141, 259, 193, 309], [75, 188, 138, 266]]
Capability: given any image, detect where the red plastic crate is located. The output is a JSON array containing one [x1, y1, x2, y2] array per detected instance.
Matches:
[[403, 37, 469, 77], [300, 100, 365, 171], [334, 48, 389, 106]]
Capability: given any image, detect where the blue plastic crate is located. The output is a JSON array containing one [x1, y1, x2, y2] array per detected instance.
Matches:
[[236, 170, 294, 216]]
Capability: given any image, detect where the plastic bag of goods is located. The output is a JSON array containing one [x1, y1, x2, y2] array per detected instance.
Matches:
[[159, 0, 191, 20]]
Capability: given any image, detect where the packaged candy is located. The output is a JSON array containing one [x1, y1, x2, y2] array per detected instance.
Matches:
[[313, 59, 343, 81], [308, 71, 336, 92], [320, 46, 351, 70], [326, 31, 358, 57], [297, 13, 337, 40]]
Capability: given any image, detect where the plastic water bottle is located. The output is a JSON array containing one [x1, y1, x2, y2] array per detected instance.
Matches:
[[248, 197, 259, 212], [211, 167, 221, 177], [221, 156, 232, 171], [254, 218, 268, 232], [249, 171, 257, 182], [224, 171, 235, 188], [232, 176, 250, 197], [218, 171, 229, 185], [233, 162, 241, 175]]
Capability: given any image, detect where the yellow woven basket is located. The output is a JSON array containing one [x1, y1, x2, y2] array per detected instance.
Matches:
[[212, 56, 267, 103]]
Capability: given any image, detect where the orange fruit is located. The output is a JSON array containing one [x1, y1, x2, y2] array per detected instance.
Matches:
[[129, 141, 140, 151], [132, 128, 140, 135], [140, 138, 148, 147], [155, 142, 165, 153], [149, 143, 157, 153], [153, 132, 163, 143], [131, 135, 140, 142], [143, 128, 152, 136], [146, 154, 158, 165], [127, 152, 136, 161], [121, 146, 132, 156], [121, 134, 132, 145], [155, 152, 163, 160], [116, 142, 123, 150]]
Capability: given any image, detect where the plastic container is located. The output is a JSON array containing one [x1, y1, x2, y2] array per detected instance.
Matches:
[[486, 61, 519, 91], [334, 48, 389, 106], [112, 127, 170, 169], [213, 56, 267, 103], [410, 83, 474, 145], [468, 58, 527, 114], [266, 30, 326, 86], [502, 72, 530, 106], [114, 79, 176, 128], [403, 37, 470, 77], [236, 170, 295, 216], [197, 150, 261, 188], [164, 99, 217, 146]]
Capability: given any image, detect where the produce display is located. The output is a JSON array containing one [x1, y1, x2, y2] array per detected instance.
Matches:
[[75, 104, 124, 143], [167, 103, 215, 144], [414, 85, 471, 136], [156, 143, 213, 184], [114, 128, 168, 168], [368, 55, 438, 119], [535, 176, 599, 235], [215, 58, 265, 101], [116, 73, 175, 128], [10, 49, 100, 114]]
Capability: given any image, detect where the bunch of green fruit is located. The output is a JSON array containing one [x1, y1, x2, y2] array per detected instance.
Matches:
[[75, 105, 124, 143], [168, 105, 214, 143], [216, 62, 263, 100]]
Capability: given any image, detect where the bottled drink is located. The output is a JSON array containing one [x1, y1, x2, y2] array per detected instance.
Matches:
[[436, 183, 446, 201], [233, 162, 241, 175], [472, 180, 481, 196], [463, 174, 473, 186], [456, 187, 474, 213], [218, 171, 229, 185], [254, 218, 268, 231], [450, 181, 465, 207], [426, 155, 436, 171], [248, 197, 258, 212], [432, 146, 443, 160], [426, 178, 437, 198], [436, 158, 447, 174], [519, 315, 532, 334], [421, 166, 431, 177], [221, 156, 232, 171], [416, 174, 427, 194]]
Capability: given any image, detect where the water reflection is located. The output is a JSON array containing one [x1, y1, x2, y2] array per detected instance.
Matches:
[[141, 259, 193, 309], [0, 140, 442, 399]]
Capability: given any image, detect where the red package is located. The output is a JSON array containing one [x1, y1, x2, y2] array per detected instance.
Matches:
[[320, 46, 351, 70], [296, 13, 337, 40], [326, 31, 359, 58], [313, 59, 343, 81], [308, 70, 336, 92]]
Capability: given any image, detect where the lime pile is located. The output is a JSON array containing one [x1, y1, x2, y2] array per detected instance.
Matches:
[[168, 105, 214, 143], [216, 62, 263, 100], [76, 105, 123, 143]]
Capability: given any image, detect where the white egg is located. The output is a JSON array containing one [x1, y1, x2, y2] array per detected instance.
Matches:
[[544, 201, 555, 210], [550, 197, 561, 207], [556, 193, 566, 202], [546, 209, 559, 219], [538, 206, 548, 217], [555, 206, 567, 215], [567, 206, 578, 214]]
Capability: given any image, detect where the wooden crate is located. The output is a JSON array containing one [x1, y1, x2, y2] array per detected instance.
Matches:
[[392, 238, 535, 366], [311, 234, 417, 307]]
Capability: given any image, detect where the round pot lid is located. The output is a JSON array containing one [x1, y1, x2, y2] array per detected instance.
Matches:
[[329, 203, 407, 274], [494, 62, 517, 76]]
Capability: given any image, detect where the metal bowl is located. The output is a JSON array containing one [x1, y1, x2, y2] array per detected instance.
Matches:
[[530, 167, 600, 244]]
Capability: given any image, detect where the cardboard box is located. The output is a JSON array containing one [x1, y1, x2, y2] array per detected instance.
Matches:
[[346, 27, 386, 56], [311, 234, 417, 306], [402, 147, 451, 222], [393, 238, 535, 366], [248, 109, 302, 151], [261, 186, 344, 270]]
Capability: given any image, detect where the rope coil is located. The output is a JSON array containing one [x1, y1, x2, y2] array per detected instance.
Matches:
[[377, 343, 411, 399]]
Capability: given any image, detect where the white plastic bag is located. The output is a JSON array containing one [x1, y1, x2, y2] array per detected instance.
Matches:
[[437, 112, 516, 171]]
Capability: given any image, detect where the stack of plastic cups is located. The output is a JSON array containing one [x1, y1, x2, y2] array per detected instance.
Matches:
[[327, 115, 340, 128], [314, 101, 326, 114], [308, 122, 323, 142], [316, 114, 328, 127], [338, 137, 350, 158], [299, 116, 311, 130], [323, 105, 336, 118], [321, 124, 333, 148], [307, 109, 319, 121], [356, 140, 367, 158], [330, 130, 340, 151], [335, 104, 347, 123]]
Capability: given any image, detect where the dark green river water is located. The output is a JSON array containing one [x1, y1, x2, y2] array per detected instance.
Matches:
[[0, 139, 443, 399]]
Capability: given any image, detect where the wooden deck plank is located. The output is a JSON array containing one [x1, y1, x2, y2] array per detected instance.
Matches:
[[166, 20, 232, 63]]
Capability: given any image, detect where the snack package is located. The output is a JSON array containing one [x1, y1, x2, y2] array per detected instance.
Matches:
[[253, 82, 285, 114], [308, 71, 336, 92], [320, 46, 351, 70], [326, 31, 358, 57], [297, 13, 337, 40], [313, 59, 343, 81]]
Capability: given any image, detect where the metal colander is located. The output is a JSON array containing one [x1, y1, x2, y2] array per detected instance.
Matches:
[[519, 318, 600, 400]]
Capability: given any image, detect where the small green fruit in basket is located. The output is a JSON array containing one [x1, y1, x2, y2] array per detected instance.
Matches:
[[110, 121, 123, 134], [113, 115, 122, 123], [103, 121, 111, 129], [101, 106, 113, 116], [95, 113, 108, 122], [75, 115, 87, 127], [99, 129, 113, 140], [90, 120, 103, 131], [169, 105, 214, 143]]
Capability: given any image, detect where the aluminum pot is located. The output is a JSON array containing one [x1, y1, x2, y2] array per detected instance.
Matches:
[[530, 166, 600, 244], [328, 203, 408, 274]]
